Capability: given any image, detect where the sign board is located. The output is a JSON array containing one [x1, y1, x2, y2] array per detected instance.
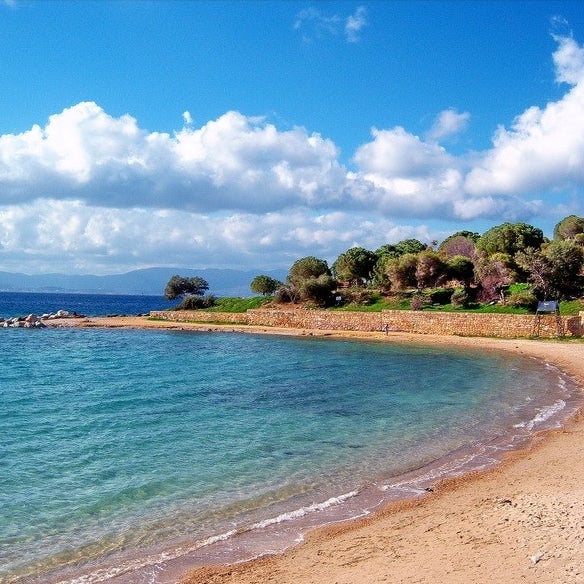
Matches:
[[536, 300, 559, 312]]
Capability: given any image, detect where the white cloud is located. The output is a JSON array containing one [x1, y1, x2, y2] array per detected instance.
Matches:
[[465, 35, 584, 197], [294, 5, 367, 44], [0, 199, 433, 274], [182, 111, 193, 125], [426, 109, 471, 142], [2, 33, 584, 274], [552, 34, 584, 85], [345, 6, 367, 43]]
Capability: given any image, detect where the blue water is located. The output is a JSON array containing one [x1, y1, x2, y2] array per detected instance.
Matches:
[[0, 325, 581, 583], [0, 291, 171, 319]]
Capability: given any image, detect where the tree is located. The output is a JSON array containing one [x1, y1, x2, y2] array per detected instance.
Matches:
[[384, 253, 418, 291], [297, 274, 336, 306], [438, 233, 478, 260], [553, 215, 584, 242], [282, 256, 335, 306], [250, 275, 282, 296], [164, 275, 209, 300], [476, 222, 545, 256], [332, 247, 377, 285], [516, 241, 584, 299], [415, 250, 448, 290], [474, 252, 514, 302], [447, 255, 475, 288], [287, 256, 331, 287]]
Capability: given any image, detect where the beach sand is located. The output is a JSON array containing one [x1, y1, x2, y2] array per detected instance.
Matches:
[[48, 316, 584, 583]]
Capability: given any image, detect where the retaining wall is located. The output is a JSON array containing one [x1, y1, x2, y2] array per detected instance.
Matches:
[[150, 309, 583, 338]]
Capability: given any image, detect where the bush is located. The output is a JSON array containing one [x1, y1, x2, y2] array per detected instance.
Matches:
[[410, 293, 430, 310], [336, 287, 377, 306], [506, 290, 537, 311], [429, 288, 455, 305], [450, 288, 470, 308], [177, 294, 217, 310]]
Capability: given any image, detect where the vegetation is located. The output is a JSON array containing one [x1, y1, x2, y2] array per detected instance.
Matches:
[[164, 274, 214, 310], [165, 215, 584, 318], [250, 275, 282, 296], [250, 216, 584, 315]]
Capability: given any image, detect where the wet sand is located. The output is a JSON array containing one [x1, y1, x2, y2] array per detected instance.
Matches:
[[47, 316, 584, 583]]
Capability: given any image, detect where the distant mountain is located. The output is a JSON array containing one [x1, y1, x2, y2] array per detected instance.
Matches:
[[0, 268, 288, 297]]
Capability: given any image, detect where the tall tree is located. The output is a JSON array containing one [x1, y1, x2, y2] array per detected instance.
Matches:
[[332, 247, 377, 285], [553, 215, 584, 242], [476, 222, 545, 256], [415, 250, 448, 290], [287, 256, 331, 287]]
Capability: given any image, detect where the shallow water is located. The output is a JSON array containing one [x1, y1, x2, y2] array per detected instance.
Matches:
[[0, 328, 580, 584]]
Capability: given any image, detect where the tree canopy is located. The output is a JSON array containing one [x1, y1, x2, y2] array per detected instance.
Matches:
[[332, 246, 377, 285], [476, 222, 545, 256], [164, 275, 209, 300], [250, 275, 282, 296]]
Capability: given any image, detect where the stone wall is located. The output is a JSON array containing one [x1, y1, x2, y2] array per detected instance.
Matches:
[[151, 311, 249, 325], [150, 309, 583, 338]]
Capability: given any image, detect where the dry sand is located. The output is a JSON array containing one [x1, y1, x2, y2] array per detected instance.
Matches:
[[48, 316, 584, 583]]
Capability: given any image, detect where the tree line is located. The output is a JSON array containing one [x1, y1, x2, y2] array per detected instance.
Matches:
[[249, 215, 584, 309], [163, 215, 584, 311]]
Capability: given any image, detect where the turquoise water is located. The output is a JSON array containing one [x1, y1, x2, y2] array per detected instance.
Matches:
[[0, 328, 580, 584]]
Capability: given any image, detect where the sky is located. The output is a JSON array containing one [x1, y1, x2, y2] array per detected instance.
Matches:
[[1, 0, 584, 276]]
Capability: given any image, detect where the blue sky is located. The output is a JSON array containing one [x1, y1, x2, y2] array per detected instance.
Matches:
[[1, 1, 584, 276]]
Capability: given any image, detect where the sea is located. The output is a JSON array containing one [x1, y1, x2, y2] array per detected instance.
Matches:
[[1, 292, 582, 584]]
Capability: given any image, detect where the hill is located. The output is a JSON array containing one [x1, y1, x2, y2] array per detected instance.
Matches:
[[0, 268, 287, 297]]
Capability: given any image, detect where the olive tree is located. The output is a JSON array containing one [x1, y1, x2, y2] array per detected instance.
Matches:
[[164, 275, 209, 300]]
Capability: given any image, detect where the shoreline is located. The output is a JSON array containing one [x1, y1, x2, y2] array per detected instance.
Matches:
[[47, 316, 584, 583]]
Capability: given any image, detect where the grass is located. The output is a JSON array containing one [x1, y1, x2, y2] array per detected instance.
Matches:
[[206, 296, 271, 313]]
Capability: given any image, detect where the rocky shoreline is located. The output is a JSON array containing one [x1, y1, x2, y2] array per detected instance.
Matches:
[[1, 310, 86, 328]]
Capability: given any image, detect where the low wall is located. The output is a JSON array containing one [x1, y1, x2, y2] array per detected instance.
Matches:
[[150, 311, 249, 325], [150, 309, 583, 338]]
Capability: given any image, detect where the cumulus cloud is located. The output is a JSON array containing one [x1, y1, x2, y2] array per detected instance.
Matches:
[[553, 34, 584, 84], [2, 33, 584, 273], [0, 199, 432, 274], [0, 103, 347, 212], [426, 109, 471, 142], [465, 34, 584, 197]]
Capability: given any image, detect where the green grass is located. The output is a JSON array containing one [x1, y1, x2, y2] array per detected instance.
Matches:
[[206, 296, 271, 313]]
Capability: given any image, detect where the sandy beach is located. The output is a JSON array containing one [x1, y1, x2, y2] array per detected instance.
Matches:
[[48, 316, 584, 583]]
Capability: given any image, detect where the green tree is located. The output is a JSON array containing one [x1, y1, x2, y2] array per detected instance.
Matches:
[[282, 256, 335, 306], [332, 247, 377, 286], [164, 275, 209, 300], [250, 275, 282, 296], [447, 255, 475, 287], [287, 256, 331, 287], [553, 215, 584, 242], [476, 222, 545, 256], [384, 253, 418, 291], [516, 241, 584, 299]]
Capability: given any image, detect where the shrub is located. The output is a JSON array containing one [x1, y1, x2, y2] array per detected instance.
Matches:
[[506, 290, 537, 311], [177, 294, 216, 310], [429, 288, 454, 305], [450, 288, 470, 308], [410, 293, 430, 310]]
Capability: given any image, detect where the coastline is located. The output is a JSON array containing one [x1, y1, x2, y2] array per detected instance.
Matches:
[[47, 316, 584, 583]]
